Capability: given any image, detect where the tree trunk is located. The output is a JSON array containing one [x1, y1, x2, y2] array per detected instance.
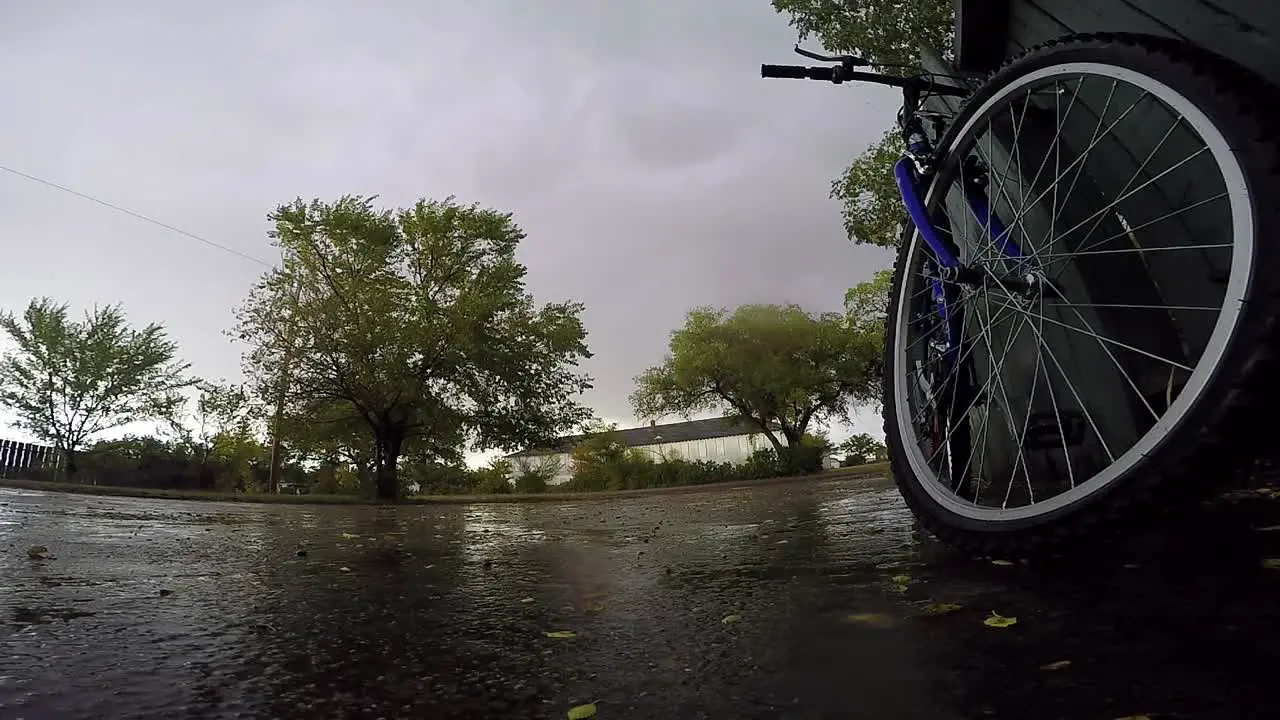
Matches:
[[763, 431, 786, 452], [373, 433, 404, 502], [62, 448, 79, 482]]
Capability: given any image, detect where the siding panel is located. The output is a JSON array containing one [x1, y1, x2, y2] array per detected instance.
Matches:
[[1009, 0, 1280, 84]]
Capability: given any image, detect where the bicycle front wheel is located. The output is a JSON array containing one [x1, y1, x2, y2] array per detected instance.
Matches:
[[883, 33, 1280, 554]]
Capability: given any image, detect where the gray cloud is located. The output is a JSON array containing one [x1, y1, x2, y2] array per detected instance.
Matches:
[[0, 0, 897, 445]]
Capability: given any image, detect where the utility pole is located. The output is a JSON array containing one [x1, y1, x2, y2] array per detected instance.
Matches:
[[267, 261, 303, 495]]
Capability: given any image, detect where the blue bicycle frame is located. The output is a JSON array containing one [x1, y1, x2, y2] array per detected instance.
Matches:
[[892, 132, 1023, 368]]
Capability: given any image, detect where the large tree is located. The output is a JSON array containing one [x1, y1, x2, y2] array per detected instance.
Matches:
[[234, 195, 593, 502], [630, 304, 880, 450], [0, 298, 193, 475], [772, 0, 954, 249]]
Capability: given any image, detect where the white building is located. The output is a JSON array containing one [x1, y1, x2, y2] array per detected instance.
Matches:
[[505, 417, 788, 486]]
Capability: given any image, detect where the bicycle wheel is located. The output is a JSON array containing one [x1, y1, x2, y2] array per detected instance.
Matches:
[[883, 33, 1280, 554]]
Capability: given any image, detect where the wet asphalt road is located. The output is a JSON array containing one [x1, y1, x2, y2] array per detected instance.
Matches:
[[2, 476, 1280, 720]]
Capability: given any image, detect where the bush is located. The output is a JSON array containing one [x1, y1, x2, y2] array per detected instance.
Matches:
[[470, 459, 513, 494], [514, 467, 549, 494], [512, 456, 560, 494]]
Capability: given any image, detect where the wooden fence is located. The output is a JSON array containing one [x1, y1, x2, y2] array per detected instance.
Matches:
[[0, 439, 60, 479]]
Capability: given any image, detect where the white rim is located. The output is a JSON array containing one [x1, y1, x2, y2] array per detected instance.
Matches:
[[891, 61, 1254, 522]]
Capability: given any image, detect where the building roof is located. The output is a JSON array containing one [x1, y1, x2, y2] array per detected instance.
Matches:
[[506, 416, 769, 458]]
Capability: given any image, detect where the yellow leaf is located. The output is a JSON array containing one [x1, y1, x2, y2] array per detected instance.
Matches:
[[339, 532, 360, 540], [844, 613, 896, 627], [891, 574, 911, 585], [545, 630, 577, 639], [990, 559, 1015, 566], [1040, 660, 1071, 671], [567, 703, 597, 719], [983, 611, 1017, 628], [1261, 558, 1280, 570], [721, 614, 742, 625], [920, 602, 963, 617]]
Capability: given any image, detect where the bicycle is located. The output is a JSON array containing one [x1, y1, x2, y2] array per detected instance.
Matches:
[[763, 35, 1280, 554]]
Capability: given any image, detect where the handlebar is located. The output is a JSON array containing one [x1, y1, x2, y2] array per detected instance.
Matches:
[[760, 46, 968, 97], [759, 62, 967, 96], [761, 64, 834, 81]]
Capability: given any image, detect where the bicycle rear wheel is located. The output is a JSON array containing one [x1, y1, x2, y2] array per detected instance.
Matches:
[[883, 33, 1280, 554]]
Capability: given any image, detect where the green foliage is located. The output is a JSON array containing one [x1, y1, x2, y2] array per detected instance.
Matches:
[[836, 432, 889, 465], [512, 455, 560, 494], [830, 130, 905, 248], [233, 195, 593, 502], [407, 461, 476, 495], [20, 434, 276, 492], [844, 270, 894, 396], [169, 380, 264, 465], [563, 442, 826, 493], [0, 298, 194, 474], [631, 304, 880, 450], [771, 0, 954, 69], [471, 459, 513, 494]]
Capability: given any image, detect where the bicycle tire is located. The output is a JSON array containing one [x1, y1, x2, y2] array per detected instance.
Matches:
[[882, 33, 1280, 555]]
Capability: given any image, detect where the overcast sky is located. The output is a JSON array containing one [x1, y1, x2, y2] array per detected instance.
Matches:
[[0, 0, 896, 454]]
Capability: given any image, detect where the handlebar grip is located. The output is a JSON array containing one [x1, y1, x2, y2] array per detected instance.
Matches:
[[760, 64, 834, 81]]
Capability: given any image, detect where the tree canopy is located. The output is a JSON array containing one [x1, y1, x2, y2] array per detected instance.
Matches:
[[233, 195, 593, 501], [771, 0, 953, 68], [630, 304, 881, 451], [772, 0, 955, 248], [0, 297, 193, 474]]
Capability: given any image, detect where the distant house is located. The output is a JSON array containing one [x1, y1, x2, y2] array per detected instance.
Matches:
[[505, 417, 787, 486]]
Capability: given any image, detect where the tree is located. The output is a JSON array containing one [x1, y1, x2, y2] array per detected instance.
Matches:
[[233, 196, 593, 502], [0, 298, 193, 476], [835, 432, 888, 464], [168, 380, 263, 465], [631, 304, 880, 452], [831, 130, 904, 248], [772, 0, 955, 249], [845, 269, 893, 334], [771, 0, 953, 69]]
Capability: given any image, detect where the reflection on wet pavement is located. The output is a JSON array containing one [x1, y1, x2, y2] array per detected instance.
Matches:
[[1, 476, 1279, 719]]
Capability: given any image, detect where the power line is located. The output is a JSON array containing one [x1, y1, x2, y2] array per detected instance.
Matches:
[[0, 162, 273, 267]]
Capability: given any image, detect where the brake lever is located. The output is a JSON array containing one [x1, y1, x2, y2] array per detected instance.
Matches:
[[793, 45, 870, 67]]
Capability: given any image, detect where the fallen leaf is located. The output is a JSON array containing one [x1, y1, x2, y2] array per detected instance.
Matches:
[[545, 630, 577, 639], [338, 566, 351, 572], [567, 703, 597, 719], [520, 597, 536, 604], [920, 602, 963, 617], [1040, 660, 1071, 671], [983, 611, 1017, 628], [1113, 715, 1152, 720], [26, 546, 48, 560], [1261, 558, 1280, 570], [339, 532, 359, 540], [721, 614, 743, 625], [891, 574, 911, 585], [990, 559, 1015, 566], [844, 613, 896, 627]]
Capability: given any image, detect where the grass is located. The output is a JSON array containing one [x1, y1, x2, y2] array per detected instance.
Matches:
[[0, 461, 891, 506]]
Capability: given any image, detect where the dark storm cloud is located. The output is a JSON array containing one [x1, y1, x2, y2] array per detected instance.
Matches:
[[0, 0, 897, 441]]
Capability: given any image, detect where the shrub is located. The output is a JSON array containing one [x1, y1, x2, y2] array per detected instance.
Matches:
[[512, 456, 560, 494]]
